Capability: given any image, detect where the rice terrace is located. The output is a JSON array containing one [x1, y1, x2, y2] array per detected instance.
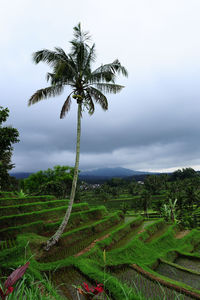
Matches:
[[1, 166, 200, 299], [1, 11, 200, 300]]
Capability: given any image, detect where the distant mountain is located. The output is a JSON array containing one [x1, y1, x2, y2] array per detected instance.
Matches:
[[79, 168, 160, 183], [80, 167, 151, 178], [10, 167, 156, 182], [10, 172, 32, 179]]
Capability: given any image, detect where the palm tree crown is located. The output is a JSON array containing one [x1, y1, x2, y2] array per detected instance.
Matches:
[[28, 23, 128, 116]]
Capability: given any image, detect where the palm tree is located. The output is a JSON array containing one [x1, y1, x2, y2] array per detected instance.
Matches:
[[28, 23, 128, 251], [140, 189, 151, 217]]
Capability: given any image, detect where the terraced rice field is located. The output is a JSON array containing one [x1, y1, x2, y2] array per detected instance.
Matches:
[[111, 266, 192, 300], [155, 262, 200, 290], [109, 220, 154, 250], [40, 221, 124, 262], [51, 267, 108, 300], [145, 224, 170, 243], [1, 193, 200, 299], [124, 215, 138, 223], [175, 256, 200, 272]]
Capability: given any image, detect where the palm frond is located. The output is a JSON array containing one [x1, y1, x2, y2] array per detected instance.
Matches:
[[47, 72, 75, 87], [84, 92, 95, 115], [46, 72, 54, 82], [33, 49, 67, 65], [90, 69, 115, 83], [70, 24, 93, 73], [53, 61, 75, 80], [83, 43, 96, 71], [33, 48, 78, 82], [72, 23, 91, 43], [68, 54, 78, 73], [60, 93, 72, 119], [54, 47, 69, 61], [92, 60, 128, 80], [28, 85, 64, 106], [93, 83, 124, 94], [86, 87, 108, 110], [111, 59, 128, 77], [46, 61, 76, 85], [71, 41, 90, 73]]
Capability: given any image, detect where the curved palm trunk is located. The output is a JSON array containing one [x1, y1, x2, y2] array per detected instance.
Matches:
[[44, 102, 81, 251]]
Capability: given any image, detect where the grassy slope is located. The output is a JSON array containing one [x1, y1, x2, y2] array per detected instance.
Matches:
[[1, 193, 200, 299]]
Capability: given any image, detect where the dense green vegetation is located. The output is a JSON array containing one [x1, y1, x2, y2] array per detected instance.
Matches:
[[1, 168, 200, 299], [0, 106, 19, 191], [23, 166, 74, 198], [75, 168, 200, 229]]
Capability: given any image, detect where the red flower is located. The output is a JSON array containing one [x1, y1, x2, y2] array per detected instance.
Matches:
[[81, 282, 104, 296], [82, 282, 91, 293], [5, 287, 14, 296], [94, 283, 104, 294], [0, 286, 14, 300]]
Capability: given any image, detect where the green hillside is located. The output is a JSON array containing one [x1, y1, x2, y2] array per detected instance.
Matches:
[[1, 191, 200, 299]]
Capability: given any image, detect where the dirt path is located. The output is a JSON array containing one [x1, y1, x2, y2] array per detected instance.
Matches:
[[74, 234, 110, 257], [175, 230, 190, 239]]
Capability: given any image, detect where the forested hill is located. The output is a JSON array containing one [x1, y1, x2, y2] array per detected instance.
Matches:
[[10, 167, 200, 184], [79, 167, 158, 183], [10, 167, 156, 183], [80, 167, 151, 177]]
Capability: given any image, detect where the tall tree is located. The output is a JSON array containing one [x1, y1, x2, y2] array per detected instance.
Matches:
[[28, 23, 128, 250], [171, 167, 198, 181], [144, 175, 162, 194], [140, 189, 151, 217], [24, 165, 74, 198], [0, 107, 19, 190]]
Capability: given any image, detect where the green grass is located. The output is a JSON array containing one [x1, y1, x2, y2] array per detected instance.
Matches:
[[2, 192, 200, 300], [0, 195, 55, 206], [0, 204, 106, 229], [38, 211, 124, 262], [0, 199, 72, 217], [0, 271, 66, 299]]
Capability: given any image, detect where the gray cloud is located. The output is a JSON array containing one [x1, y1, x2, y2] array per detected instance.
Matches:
[[1, 0, 200, 173]]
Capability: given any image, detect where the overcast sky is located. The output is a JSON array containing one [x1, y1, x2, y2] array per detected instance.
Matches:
[[1, 0, 200, 173]]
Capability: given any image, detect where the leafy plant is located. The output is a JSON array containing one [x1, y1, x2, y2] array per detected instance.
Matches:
[[161, 198, 178, 223], [120, 202, 130, 214], [24, 165, 73, 198], [14, 189, 28, 198], [0, 262, 29, 299], [0, 107, 19, 190]]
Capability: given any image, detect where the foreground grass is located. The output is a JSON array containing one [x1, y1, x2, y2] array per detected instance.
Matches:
[[0, 272, 66, 300], [1, 192, 200, 299]]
